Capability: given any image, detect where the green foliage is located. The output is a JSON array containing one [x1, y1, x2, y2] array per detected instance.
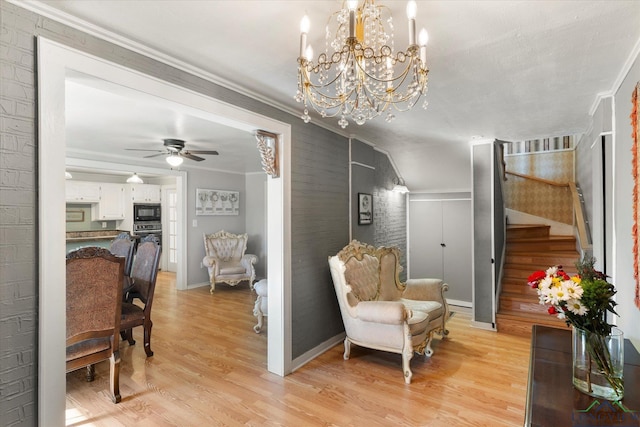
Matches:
[[574, 256, 618, 335]]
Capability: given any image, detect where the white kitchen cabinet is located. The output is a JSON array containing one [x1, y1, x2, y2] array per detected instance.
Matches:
[[408, 198, 472, 304], [92, 183, 126, 220], [65, 181, 101, 203], [129, 184, 161, 203]]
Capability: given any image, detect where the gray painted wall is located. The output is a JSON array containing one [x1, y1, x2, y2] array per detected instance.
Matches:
[[188, 170, 249, 286], [290, 125, 349, 359], [245, 173, 267, 280], [472, 143, 494, 325], [493, 146, 506, 298], [350, 140, 408, 279], [351, 139, 376, 244], [575, 96, 612, 254]]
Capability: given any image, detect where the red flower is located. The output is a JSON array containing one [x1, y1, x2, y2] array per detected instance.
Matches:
[[548, 306, 558, 315], [558, 270, 570, 280], [527, 270, 546, 288]]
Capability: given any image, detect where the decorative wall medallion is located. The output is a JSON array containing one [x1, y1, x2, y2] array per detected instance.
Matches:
[[255, 130, 279, 178]]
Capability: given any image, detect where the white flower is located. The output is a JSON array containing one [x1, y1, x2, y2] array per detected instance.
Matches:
[[546, 266, 559, 277], [539, 276, 553, 291], [556, 310, 566, 319], [564, 281, 584, 299], [567, 299, 589, 316], [548, 283, 571, 304]]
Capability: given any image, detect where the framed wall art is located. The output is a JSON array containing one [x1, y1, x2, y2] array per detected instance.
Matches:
[[358, 193, 373, 225], [196, 188, 239, 216]]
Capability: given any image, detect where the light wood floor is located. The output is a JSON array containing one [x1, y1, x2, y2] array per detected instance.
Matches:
[[66, 272, 531, 426]]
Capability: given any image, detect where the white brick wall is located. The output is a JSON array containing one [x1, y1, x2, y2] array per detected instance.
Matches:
[[1, 3, 38, 426]]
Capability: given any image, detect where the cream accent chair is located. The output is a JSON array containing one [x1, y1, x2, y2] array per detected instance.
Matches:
[[203, 230, 257, 293], [328, 240, 450, 384]]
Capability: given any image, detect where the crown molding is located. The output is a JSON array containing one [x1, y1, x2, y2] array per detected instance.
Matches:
[[589, 35, 640, 116]]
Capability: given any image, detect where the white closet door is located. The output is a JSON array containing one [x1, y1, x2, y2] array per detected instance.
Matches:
[[409, 200, 444, 279], [442, 199, 472, 302]]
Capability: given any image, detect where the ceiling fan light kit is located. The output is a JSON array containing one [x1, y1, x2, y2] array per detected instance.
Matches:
[[295, 0, 429, 128], [166, 153, 184, 167]]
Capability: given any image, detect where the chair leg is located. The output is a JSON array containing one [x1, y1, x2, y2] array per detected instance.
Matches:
[[253, 297, 264, 333], [343, 338, 351, 360], [125, 328, 136, 346], [109, 351, 121, 404], [402, 346, 414, 385], [209, 282, 216, 293], [143, 321, 154, 357], [85, 364, 95, 382], [424, 332, 434, 357]]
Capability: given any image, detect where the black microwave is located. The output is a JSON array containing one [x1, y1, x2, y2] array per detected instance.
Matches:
[[134, 204, 161, 222]]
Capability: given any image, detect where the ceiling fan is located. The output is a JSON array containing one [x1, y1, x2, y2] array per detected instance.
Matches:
[[126, 139, 219, 165]]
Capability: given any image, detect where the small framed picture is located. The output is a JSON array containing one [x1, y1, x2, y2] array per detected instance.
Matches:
[[196, 188, 240, 216], [358, 193, 372, 225]]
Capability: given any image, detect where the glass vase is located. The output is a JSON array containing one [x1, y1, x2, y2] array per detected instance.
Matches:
[[572, 326, 624, 400]]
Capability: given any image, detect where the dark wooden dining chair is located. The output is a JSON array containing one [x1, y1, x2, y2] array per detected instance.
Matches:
[[66, 246, 124, 403], [120, 235, 161, 357], [109, 232, 136, 277]]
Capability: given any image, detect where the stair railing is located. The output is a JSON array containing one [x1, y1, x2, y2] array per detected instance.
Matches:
[[505, 171, 592, 254], [569, 182, 592, 254]]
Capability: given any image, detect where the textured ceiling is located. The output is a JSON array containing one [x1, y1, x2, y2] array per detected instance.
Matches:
[[26, 0, 640, 186]]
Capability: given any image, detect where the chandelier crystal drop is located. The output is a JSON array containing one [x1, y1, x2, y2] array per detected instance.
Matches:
[[296, 0, 429, 129]]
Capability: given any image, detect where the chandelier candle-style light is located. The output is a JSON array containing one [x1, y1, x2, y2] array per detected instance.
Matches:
[[295, 0, 429, 128]]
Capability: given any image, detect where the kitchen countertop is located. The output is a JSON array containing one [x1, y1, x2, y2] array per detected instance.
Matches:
[[66, 230, 126, 242]]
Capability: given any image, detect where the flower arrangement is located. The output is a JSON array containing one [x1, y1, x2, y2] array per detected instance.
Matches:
[[527, 255, 623, 399], [527, 256, 618, 335]]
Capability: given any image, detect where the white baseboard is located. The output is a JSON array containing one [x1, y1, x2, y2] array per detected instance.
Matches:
[[186, 281, 210, 290], [470, 321, 497, 331], [291, 333, 346, 373], [447, 299, 472, 308]]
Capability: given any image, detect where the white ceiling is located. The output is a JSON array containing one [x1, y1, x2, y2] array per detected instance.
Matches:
[[31, 0, 640, 186], [64, 72, 263, 176]]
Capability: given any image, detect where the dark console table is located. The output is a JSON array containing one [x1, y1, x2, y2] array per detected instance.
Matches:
[[525, 325, 640, 426]]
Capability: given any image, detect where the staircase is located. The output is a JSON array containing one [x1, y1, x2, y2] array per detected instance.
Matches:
[[496, 224, 580, 336]]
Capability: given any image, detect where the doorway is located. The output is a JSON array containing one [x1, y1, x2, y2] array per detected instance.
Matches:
[[165, 187, 178, 273], [38, 37, 292, 424]]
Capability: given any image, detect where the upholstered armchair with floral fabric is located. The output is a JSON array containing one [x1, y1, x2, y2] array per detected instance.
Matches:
[[328, 240, 450, 384], [203, 230, 257, 293]]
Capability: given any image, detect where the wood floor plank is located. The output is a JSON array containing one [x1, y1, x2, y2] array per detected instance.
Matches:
[[66, 273, 530, 426]]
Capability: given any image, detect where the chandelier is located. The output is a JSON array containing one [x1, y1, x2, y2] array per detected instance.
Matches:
[[295, 0, 429, 129]]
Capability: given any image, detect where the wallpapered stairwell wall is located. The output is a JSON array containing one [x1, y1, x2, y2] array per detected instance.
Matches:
[[504, 150, 575, 224]]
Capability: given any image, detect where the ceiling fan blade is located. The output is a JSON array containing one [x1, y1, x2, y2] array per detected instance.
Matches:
[[181, 152, 205, 161], [187, 150, 219, 155], [143, 152, 168, 159], [125, 148, 164, 152]]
